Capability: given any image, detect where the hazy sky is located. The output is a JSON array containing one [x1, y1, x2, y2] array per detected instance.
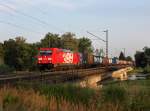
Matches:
[[0, 0, 150, 58]]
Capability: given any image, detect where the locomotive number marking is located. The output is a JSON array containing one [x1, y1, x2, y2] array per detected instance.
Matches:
[[63, 53, 73, 63]]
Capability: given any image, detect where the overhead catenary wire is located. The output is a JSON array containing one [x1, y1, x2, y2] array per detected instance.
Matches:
[[2, 0, 48, 15], [87, 30, 109, 59], [0, 4, 45, 35], [0, 3, 64, 33], [0, 20, 42, 34], [86, 31, 106, 42], [20, 0, 48, 15]]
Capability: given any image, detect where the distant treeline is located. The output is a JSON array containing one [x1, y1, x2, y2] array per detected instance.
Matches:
[[0, 32, 93, 71]]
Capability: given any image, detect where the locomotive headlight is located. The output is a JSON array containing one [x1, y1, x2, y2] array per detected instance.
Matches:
[[38, 58, 42, 60], [48, 58, 52, 60]]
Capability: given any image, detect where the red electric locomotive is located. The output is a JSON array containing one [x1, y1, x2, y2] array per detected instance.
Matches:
[[37, 48, 81, 70]]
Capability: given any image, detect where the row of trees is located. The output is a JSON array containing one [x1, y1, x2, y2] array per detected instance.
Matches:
[[119, 51, 132, 61], [0, 32, 93, 71], [0, 31, 136, 71], [40, 32, 93, 52], [135, 47, 150, 68]]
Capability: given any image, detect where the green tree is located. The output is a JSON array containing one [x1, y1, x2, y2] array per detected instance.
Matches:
[[119, 51, 125, 60], [0, 43, 4, 57], [40, 32, 62, 48], [61, 32, 78, 51], [143, 47, 150, 56], [0, 43, 4, 65], [78, 37, 93, 53], [126, 56, 133, 61], [143, 47, 150, 65], [3, 39, 18, 69], [134, 47, 150, 67], [78, 37, 93, 64], [26, 43, 39, 70], [3, 37, 37, 70], [135, 51, 147, 68]]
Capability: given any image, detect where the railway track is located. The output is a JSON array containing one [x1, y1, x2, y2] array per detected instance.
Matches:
[[0, 65, 130, 85]]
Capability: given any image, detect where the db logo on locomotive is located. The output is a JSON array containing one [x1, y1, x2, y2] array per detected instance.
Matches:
[[63, 53, 73, 63]]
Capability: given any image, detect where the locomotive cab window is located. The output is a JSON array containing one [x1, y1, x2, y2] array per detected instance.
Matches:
[[39, 50, 52, 56]]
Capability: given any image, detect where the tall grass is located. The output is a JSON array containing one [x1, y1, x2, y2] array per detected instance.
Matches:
[[102, 85, 126, 104], [0, 86, 96, 111], [0, 80, 150, 111], [15, 82, 95, 106]]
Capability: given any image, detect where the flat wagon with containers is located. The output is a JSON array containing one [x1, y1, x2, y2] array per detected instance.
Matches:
[[36, 48, 133, 70]]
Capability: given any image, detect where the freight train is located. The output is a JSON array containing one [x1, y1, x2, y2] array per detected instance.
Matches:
[[37, 48, 132, 70]]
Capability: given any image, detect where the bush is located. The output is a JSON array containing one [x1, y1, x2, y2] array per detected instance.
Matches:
[[129, 67, 143, 74], [0, 64, 14, 74], [143, 66, 150, 74]]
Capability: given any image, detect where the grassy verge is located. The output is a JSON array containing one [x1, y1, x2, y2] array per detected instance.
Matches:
[[0, 80, 150, 111]]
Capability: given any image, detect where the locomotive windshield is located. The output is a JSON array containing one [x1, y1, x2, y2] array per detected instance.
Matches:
[[39, 50, 52, 56]]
